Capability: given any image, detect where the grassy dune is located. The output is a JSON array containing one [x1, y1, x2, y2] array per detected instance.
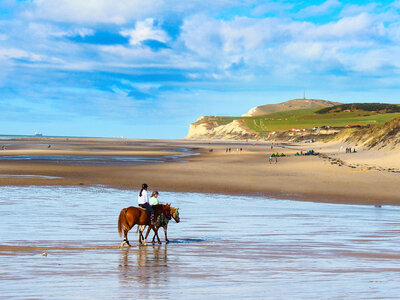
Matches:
[[213, 108, 400, 134]]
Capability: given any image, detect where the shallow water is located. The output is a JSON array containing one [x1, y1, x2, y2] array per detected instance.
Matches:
[[0, 174, 62, 179], [1, 186, 400, 299], [0, 154, 191, 165]]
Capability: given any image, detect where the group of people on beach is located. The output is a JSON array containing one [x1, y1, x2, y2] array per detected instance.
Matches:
[[345, 147, 356, 153], [226, 148, 243, 152], [137, 183, 160, 224]]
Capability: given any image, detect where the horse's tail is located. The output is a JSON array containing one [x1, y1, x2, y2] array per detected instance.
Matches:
[[118, 208, 128, 237]]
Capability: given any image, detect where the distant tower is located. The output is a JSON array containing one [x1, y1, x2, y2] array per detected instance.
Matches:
[[303, 90, 306, 100]]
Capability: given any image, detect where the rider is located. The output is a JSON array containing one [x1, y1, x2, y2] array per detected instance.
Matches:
[[150, 191, 159, 206], [138, 183, 155, 224]]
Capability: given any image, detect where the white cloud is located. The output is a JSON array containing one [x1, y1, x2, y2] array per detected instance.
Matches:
[[252, 2, 293, 16], [302, 13, 378, 40], [24, 0, 162, 24], [300, 0, 341, 16], [2, 0, 400, 87], [340, 3, 378, 17], [178, 11, 400, 78], [67, 28, 94, 38], [23, 0, 248, 24], [284, 42, 324, 60], [393, 1, 400, 9], [26, 22, 94, 39], [120, 19, 169, 46], [0, 48, 43, 61]]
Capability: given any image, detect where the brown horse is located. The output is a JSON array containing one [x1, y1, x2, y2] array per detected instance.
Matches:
[[144, 206, 180, 244], [118, 203, 171, 247]]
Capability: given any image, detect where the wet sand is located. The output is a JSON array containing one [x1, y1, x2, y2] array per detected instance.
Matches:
[[2, 186, 400, 299], [0, 137, 398, 205]]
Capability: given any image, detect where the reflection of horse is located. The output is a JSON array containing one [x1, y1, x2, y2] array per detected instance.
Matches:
[[118, 204, 171, 247], [119, 245, 168, 287], [142, 206, 180, 244]]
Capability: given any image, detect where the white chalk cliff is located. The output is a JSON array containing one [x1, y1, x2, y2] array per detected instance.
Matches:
[[186, 99, 342, 140], [186, 117, 257, 140]]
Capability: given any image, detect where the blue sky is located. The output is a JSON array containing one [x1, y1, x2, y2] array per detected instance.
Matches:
[[1, 0, 400, 138]]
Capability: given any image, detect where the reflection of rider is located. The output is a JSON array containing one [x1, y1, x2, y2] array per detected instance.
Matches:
[[138, 183, 155, 223]]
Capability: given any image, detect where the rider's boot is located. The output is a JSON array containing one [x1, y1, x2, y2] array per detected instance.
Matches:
[[150, 214, 155, 225]]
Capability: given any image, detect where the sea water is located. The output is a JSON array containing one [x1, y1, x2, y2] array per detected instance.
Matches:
[[1, 186, 400, 299]]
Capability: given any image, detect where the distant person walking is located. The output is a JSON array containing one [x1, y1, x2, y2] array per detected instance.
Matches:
[[269, 155, 273, 164]]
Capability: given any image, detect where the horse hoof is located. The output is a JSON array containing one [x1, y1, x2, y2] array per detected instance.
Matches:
[[166, 240, 170, 244], [120, 241, 126, 248]]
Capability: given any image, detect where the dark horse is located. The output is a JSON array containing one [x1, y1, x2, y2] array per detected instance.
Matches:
[[143, 206, 180, 244], [118, 204, 171, 246]]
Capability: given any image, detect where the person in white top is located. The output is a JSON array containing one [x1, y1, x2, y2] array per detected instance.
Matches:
[[138, 183, 155, 223]]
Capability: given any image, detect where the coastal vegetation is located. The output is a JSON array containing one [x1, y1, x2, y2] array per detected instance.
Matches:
[[196, 107, 400, 134], [336, 116, 400, 149], [316, 103, 400, 114], [186, 100, 400, 143]]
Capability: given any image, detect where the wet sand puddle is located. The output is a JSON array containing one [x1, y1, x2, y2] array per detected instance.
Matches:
[[0, 147, 197, 166], [1, 186, 400, 299], [0, 154, 189, 165]]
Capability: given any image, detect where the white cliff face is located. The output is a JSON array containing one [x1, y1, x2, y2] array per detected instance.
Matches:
[[242, 107, 258, 117], [186, 118, 256, 140], [186, 99, 343, 140]]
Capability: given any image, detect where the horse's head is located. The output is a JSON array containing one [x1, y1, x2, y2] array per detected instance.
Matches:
[[170, 207, 180, 223]]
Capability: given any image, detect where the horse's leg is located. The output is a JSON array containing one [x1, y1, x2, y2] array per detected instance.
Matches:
[[121, 228, 131, 247], [144, 226, 156, 244], [139, 228, 145, 242], [163, 225, 169, 243], [138, 228, 141, 245], [152, 225, 161, 244], [145, 225, 160, 244], [152, 227, 158, 244], [150, 226, 161, 244]]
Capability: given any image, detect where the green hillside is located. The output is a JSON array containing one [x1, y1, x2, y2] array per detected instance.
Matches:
[[317, 103, 400, 114], [213, 106, 400, 134]]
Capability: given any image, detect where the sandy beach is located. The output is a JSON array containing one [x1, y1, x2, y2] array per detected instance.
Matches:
[[0, 136, 398, 205]]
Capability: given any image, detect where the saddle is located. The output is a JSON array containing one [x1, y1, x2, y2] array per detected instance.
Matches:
[[137, 206, 150, 216], [137, 205, 156, 219]]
